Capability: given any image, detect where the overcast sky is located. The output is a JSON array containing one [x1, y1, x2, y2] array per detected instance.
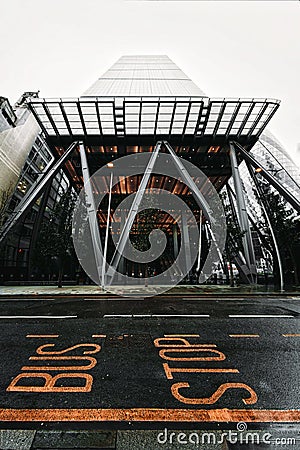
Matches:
[[1, 0, 299, 165]]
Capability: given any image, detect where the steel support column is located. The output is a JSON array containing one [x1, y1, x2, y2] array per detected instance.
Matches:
[[0, 141, 79, 243], [226, 183, 255, 283], [27, 179, 52, 278], [247, 162, 284, 291], [173, 224, 179, 259], [181, 210, 192, 279], [196, 210, 203, 272], [107, 141, 163, 281], [118, 209, 126, 281], [163, 141, 214, 222], [229, 142, 257, 283], [79, 142, 103, 285], [233, 141, 300, 213], [101, 171, 113, 288]]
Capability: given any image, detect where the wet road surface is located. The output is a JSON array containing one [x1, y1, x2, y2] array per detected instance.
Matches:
[[0, 295, 299, 427]]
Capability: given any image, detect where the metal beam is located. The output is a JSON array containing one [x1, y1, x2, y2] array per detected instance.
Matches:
[[163, 141, 214, 222], [182, 102, 191, 136], [259, 139, 300, 192], [247, 102, 269, 138], [164, 140, 226, 276], [226, 183, 258, 284], [59, 101, 73, 136], [101, 171, 113, 288], [229, 142, 257, 283], [226, 102, 241, 138], [237, 102, 255, 138], [77, 102, 87, 136], [247, 162, 284, 291], [78, 142, 103, 284], [173, 224, 179, 259], [0, 141, 78, 243], [181, 210, 192, 279], [233, 141, 300, 213], [196, 210, 203, 272], [107, 141, 163, 281]]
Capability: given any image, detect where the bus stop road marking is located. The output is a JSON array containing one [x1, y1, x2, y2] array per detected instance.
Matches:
[[282, 334, 300, 337], [229, 334, 260, 338], [0, 408, 299, 423], [26, 335, 60, 338]]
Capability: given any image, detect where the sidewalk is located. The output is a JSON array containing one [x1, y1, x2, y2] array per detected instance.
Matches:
[[0, 284, 299, 297], [1, 428, 299, 449]]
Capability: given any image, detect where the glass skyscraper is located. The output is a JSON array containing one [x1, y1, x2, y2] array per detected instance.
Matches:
[[0, 55, 299, 285]]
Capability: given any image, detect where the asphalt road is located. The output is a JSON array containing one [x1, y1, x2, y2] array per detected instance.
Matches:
[[0, 295, 299, 427]]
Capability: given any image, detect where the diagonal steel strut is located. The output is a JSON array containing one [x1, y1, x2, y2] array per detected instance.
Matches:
[[78, 142, 103, 284], [0, 141, 79, 243], [233, 141, 300, 213], [107, 141, 163, 280], [163, 141, 224, 270], [163, 141, 214, 223], [229, 142, 257, 284], [107, 140, 224, 284]]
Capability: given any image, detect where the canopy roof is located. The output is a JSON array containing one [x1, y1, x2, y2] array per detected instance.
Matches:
[[27, 96, 280, 148]]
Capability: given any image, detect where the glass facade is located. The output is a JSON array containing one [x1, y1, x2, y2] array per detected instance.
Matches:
[[83, 55, 206, 97], [1, 56, 299, 285], [0, 119, 71, 282], [0, 101, 40, 196]]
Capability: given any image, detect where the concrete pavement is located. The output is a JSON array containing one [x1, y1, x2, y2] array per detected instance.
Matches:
[[1, 284, 299, 298]]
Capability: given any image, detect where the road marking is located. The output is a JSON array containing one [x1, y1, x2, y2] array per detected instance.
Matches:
[[7, 374, 93, 393], [104, 315, 132, 318], [282, 334, 300, 337], [133, 314, 151, 317], [229, 315, 294, 318], [159, 347, 226, 361], [85, 298, 145, 301], [152, 314, 210, 318], [0, 298, 56, 301], [163, 365, 240, 377], [26, 335, 60, 338], [171, 382, 258, 405], [92, 334, 107, 338], [7, 343, 102, 393], [21, 355, 98, 372], [164, 334, 200, 337], [0, 408, 299, 422], [104, 314, 210, 318], [182, 297, 245, 301], [229, 334, 260, 338], [0, 316, 77, 319], [154, 338, 216, 349]]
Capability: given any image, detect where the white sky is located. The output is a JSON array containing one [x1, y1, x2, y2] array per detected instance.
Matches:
[[1, 0, 299, 165]]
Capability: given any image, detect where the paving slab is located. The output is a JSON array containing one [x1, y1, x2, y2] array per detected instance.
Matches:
[[116, 430, 228, 450], [0, 429, 35, 450], [31, 430, 116, 449]]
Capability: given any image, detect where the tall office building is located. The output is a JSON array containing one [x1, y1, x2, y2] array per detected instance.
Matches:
[[0, 56, 299, 285], [0, 95, 40, 195], [83, 55, 205, 97], [0, 95, 72, 281]]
